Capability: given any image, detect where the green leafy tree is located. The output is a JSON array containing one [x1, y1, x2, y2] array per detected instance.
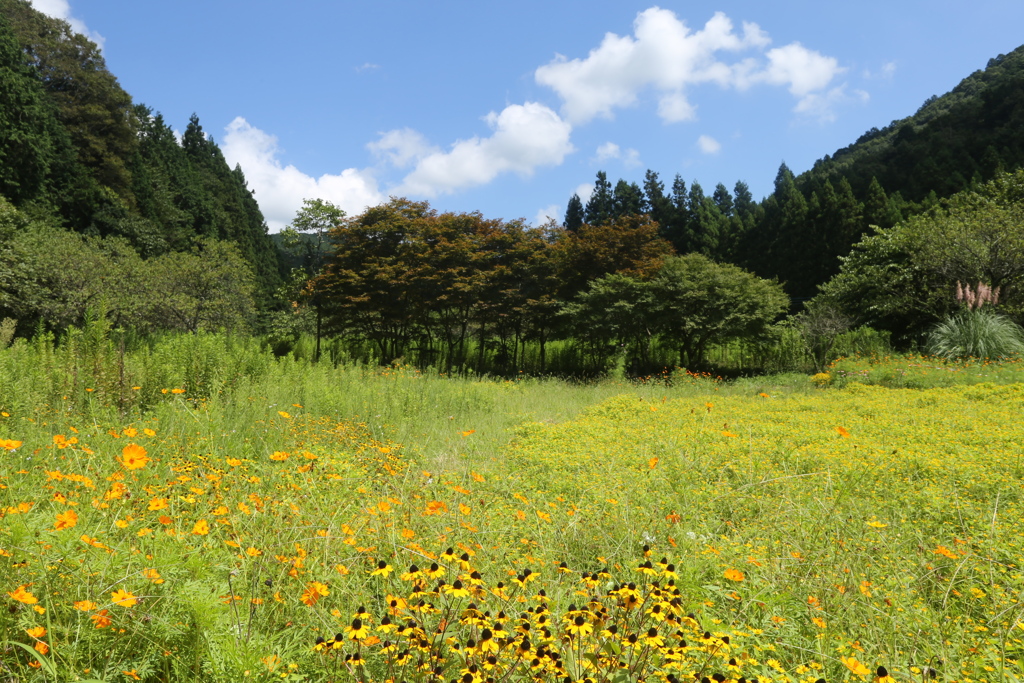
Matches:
[[551, 213, 673, 302], [280, 199, 344, 360], [653, 254, 788, 368], [147, 239, 257, 334], [817, 170, 1024, 343], [561, 273, 659, 373], [319, 198, 435, 363]]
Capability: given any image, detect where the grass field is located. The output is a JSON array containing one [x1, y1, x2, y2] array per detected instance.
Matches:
[[2, 346, 1023, 682]]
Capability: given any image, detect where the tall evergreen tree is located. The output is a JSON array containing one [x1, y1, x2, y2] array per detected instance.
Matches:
[[584, 171, 613, 225], [0, 13, 66, 205], [862, 176, 902, 229], [612, 179, 644, 219], [663, 174, 688, 252], [642, 169, 673, 231], [564, 193, 584, 231]]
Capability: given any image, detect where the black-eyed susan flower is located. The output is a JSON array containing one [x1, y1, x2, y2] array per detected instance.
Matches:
[[377, 615, 398, 633], [370, 559, 393, 577], [344, 618, 370, 641], [424, 562, 445, 579], [566, 615, 593, 638], [445, 580, 471, 598], [478, 628, 499, 654], [642, 627, 664, 647], [400, 564, 421, 581]]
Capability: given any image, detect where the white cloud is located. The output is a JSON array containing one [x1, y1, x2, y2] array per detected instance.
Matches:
[[864, 61, 897, 80], [368, 128, 437, 169], [574, 183, 595, 203], [396, 102, 574, 197], [534, 204, 561, 227], [595, 141, 641, 167], [221, 117, 384, 233], [793, 85, 868, 123], [697, 135, 721, 154], [758, 43, 842, 97], [596, 142, 621, 161], [535, 7, 845, 125], [29, 0, 104, 48]]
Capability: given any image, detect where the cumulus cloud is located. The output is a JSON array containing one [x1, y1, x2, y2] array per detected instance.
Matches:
[[367, 128, 437, 169], [29, 0, 104, 47], [221, 117, 384, 232], [793, 86, 869, 123], [574, 183, 595, 204], [595, 142, 642, 167], [535, 7, 845, 125], [697, 135, 721, 154], [534, 204, 562, 226], [395, 102, 574, 197]]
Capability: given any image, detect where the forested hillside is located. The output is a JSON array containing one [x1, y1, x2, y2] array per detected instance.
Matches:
[[0, 0, 281, 327], [567, 43, 1024, 302]]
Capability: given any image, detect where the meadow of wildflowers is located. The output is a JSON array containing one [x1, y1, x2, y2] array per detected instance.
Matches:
[[1, 347, 1023, 682]]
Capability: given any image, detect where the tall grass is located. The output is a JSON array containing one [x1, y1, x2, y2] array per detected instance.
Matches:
[[927, 308, 1024, 360]]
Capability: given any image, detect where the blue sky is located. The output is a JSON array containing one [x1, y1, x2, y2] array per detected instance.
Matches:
[[31, 0, 1024, 231]]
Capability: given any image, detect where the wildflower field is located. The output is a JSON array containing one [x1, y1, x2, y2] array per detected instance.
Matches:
[[2, 346, 1023, 682]]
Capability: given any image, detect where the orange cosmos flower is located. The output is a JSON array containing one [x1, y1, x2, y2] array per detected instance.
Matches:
[[119, 443, 150, 470], [8, 584, 38, 604], [269, 451, 289, 461], [0, 438, 22, 450], [142, 568, 164, 584], [54, 508, 78, 530], [148, 497, 168, 511], [724, 568, 745, 582], [835, 426, 850, 438], [25, 626, 46, 638], [34, 640, 49, 655], [301, 581, 329, 606], [192, 519, 210, 535], [91, 609, 111, 628], [111, 589, 137, 608], [74, 600, 98, 611]]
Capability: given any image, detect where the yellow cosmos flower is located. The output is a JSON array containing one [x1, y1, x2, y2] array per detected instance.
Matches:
[[111, 589, 138, 608], [841, 656, 870, 676]]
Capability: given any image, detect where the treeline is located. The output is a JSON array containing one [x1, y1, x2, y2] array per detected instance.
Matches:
[[0, 1, 280, 319], [277, 198, 786, 374], [566, 165, 903, 303]]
